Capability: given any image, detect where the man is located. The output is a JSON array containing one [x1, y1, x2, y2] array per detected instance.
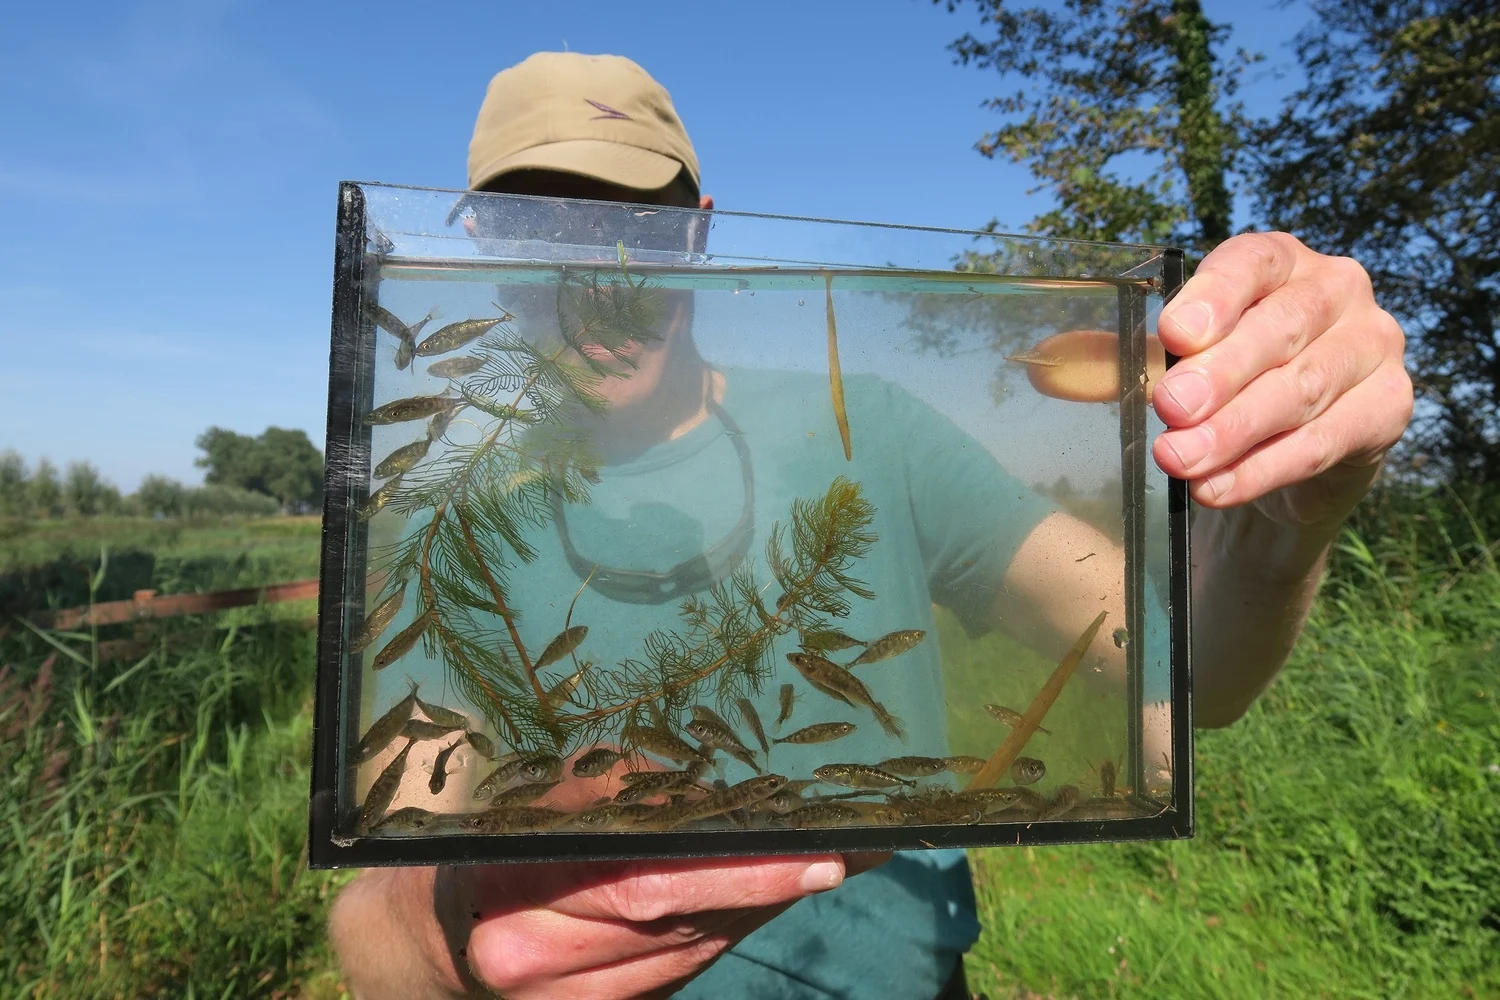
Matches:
[[328, 52, 1412, 1000]]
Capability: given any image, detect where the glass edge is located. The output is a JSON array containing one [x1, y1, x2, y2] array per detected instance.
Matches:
[[307, 811, 1197, 870], [1164, 247, 1194, 834], [309, 181, 368, 855], [344, 179, 1180, 256]]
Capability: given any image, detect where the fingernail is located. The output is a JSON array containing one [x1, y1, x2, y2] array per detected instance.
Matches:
[[1201, 469, 1235, 501], [1160, 371, 1212, 420], [800, 861, 844, 893], [1164, 426, 1214, 472], [1166, 301, 1212, 341]]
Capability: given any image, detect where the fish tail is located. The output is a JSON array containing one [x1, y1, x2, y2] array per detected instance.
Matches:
[[874, 704, 906, 742]]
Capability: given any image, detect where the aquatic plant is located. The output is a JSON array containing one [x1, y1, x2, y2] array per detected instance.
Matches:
[[356, 250, 880, 758]]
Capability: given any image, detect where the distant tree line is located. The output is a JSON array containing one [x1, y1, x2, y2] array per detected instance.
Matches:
[[0, 426, 324, 520]]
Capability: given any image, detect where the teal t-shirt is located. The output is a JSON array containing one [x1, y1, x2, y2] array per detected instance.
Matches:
[[373, 367, 1063, 997]]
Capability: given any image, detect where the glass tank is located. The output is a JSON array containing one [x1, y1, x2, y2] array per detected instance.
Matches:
[[307, 181, 1192, 867]]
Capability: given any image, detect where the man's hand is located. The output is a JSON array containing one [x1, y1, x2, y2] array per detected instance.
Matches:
[[330, 853, 888, 1000], [1151, 231, 1412, 528]]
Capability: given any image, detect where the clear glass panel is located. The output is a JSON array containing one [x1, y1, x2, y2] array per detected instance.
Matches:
[[320, 182, 1184, 853]]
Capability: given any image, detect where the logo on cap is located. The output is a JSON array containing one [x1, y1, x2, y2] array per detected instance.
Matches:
[[585, 98, 631, 121]]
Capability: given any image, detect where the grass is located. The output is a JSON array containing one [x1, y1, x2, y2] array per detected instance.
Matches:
[[0, 515, 323, 614], [959, 495, 1500, 999], [0, 497, 1496, 998]]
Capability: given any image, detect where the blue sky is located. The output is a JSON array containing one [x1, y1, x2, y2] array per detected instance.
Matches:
[[0, 0, 1311, 491]]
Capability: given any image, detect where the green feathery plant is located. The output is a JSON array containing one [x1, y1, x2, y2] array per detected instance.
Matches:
[[357, 248, 881, 759]]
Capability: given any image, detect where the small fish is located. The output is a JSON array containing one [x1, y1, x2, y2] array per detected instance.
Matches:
[[428, 739, 464, 794], [352, 686, 419, 763], [673, 775, 787, 824], [824, 273, 852, 461], [464, 730, 496, 759], [569, 803, 629, 829], [786, 653, 905, 741], [427, 405, 458, 442], [415, 316, 510, 357], [799, 628, 866, 653], [736, 698, 770, 754], [364, 394, 461, 425], [625, 724, 708, 766], [517, 753, 563, 784], [773, 722, 857, 745], [491, 780, 561, 806], [1099, 758, 1117, 798], [395, 335, 415, 371], [426, 355, 486, 379], [943, 755, 987, 774], [1008, 786, 1049, 814], [572, 747, 626, 777], [758, 787, 805, 814], [877, 755, 948, 778], [413, 696, 469, 730], [458, 805, 566, 833], [840, 800, 910, 825], [470, 753, 546, 797], [690, 704, 738, 735], [359, 475, 403, 521], [782, 802, 860, 828], [369, 806, 443, 835], [371, 612, 432, 671], [775, 684, 797, 727], [373, 438, 432, 480], [366, 303, 408, 339], [356, 739, 416, 833], [1039, 784, 1080, 820], [543, 666, 587, 708], [812, 764, 915, 790], [1005, 349, 1065, 368], [1010, 756, 1047, 785], [954, 788, 1026, 812], [899, 800, 984, 825], [983, 704, 1051, 736], [848, 630, 926, 667], [350, 584, 406, 652], [402, 717, 464, 743], [534, 626, 588, 669], [616, 802, 664, 823], [1112, 627, 1129, 649], [613, 770, 691, 804], [684, 719, 762, 774]]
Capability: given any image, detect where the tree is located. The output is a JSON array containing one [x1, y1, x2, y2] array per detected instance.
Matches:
[[63, 461, 109, 517], [256, 426, 325, 513], [97, 484, 123, 516], [195, 426, 323, 512], [1252, 0, 1500, 484], [938, 0, 1255, 255], [0, 450, 26, 517], [29, 459, 62, 518], [135, 475, 185, 518]]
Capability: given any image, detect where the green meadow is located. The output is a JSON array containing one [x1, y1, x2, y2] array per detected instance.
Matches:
[[0, 492, 1495, 998]]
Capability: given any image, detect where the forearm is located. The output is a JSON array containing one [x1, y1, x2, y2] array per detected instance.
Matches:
[[1189, 503, 1337, 728], [328, 868, 471, 1000]]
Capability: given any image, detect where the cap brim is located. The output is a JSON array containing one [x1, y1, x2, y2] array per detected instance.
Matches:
[[449, 140, 689, 227], [476, 139, 685, 195]]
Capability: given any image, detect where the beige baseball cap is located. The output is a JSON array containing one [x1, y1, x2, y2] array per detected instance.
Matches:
[[467, 52, 700, 195]]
